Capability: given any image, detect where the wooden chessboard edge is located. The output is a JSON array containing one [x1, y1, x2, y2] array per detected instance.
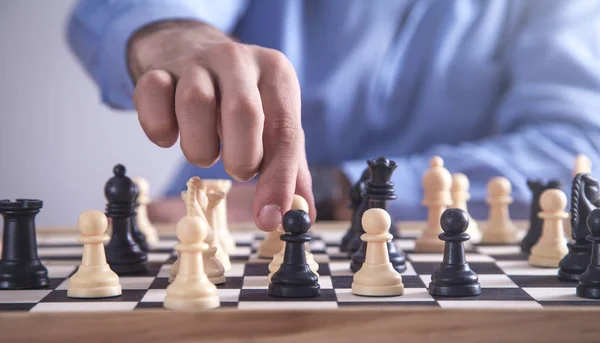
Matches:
[[0, 307, 598, 342]]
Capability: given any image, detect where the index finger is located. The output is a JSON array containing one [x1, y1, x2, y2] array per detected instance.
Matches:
[[253, 49, 304, 231]]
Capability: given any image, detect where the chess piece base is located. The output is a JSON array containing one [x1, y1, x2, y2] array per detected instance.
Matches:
[[67, 265, 122, 298], [268, 250, 319, 281], [209, 275, 226, 285], [558, 242, 591, 281], [164, 295, 220, 311], [428, 282, 482, 297], [529, 253, 565, 268], [576, 284, 600, 299], [164, 276, 221, 311], [0, 260, 49, 290], [351, 264, 404, 296], [351, 282, 404, 297], [268, 283, 320, 298]]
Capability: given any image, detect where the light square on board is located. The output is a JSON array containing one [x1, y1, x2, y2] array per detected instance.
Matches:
[[408, 253, 495, 263], [523, 287, 600, 302], [0, 290, 52, 303], [56, 276, 155, 291], [497, 261, 559, 276], [40, 290, 147, 303], [141, 289, 241, 303], [335, 288, 433, 303], [419, 274, 518, 288]]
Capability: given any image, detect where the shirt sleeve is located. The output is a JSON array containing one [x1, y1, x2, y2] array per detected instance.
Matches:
[[66, 0, 251, 110], [340, 0, 600, 221]]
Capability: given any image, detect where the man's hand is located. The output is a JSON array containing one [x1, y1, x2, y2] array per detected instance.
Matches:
[[127, 20, 316, 231]]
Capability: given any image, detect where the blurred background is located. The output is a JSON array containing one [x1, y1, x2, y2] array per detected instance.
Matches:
[[0, 0, 182, 227]]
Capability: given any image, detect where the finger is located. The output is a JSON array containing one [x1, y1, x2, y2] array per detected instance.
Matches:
[[253, 49, 303, 231], [208, 42, 264, 181], [294, 133, 317, 224], [134, 69, 178, 147], [174, 67, 221, 167]]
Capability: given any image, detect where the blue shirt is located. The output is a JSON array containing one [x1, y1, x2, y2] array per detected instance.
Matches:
[[67, 0, 600, 220]]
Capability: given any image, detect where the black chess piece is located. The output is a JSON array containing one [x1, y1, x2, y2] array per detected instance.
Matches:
[[269, 209, 320, 298], [576, 208, 600, 299], [351, 157, 406, 273], [0, 199, 49, 289], [521, 179, 562, 254], [428, 208, 482, 297], [105, 164, 148, 275], [340, 169, 369, 253], [559, 173, 600, 281]]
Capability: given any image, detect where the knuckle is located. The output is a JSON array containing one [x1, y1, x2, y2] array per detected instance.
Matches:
[[178, 82, 215, 112], [214, 42, 251, 68], [224, 162, 259, 182], [260, 49, 294, 75], [181, 143, 220, 168], [269, 116, 298, 146]]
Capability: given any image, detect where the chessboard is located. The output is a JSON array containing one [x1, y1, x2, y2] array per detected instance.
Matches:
[[1, 220, 598, 342]]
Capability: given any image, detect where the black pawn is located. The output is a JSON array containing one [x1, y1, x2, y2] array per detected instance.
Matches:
[[521, 179, 562, 254], [428, 208, 482, 297], [576, 208, 600, 299], [0, 199, 49, 289], [105, 164, 148, 275], [268, 209, 320, 298], [351, 157, 406, 273]]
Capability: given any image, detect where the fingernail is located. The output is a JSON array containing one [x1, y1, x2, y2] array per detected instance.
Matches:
[[258, 204, 282, 231]]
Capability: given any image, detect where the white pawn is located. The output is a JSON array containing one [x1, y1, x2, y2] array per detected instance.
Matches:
[[257, 228, 285, 259], [529, 189, 569, 267], [481, 177, 520, 244], [451, 173, 481, 244], [68, 210, 122, 298], [414, 156, 452, 253], [268, 195, 319, 281], [164, 215, 220, 311], [352, 208, 404, 296], [206, 190, 231, 272], [573, 153, 592, 176], [132, 177, 159, 244]]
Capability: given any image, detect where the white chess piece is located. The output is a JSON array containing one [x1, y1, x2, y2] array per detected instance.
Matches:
[[257, 229, 285, 259], [268, 195, 319, 281], [202, 215, 226, 285], [529, 189, 569, 267], [67, 210, 122, 298], [206, 190, 231, 271], [451, 173, 481, 243], [351, 208, 404, 296], [480, 177, 520, 244], [170, 177, 211, 282], [164, 215, 220, 311], [414, 156, 452, 253], [205, 180, 237, 255], [132, 177, 159, 245], [573, 153, 592, 176]]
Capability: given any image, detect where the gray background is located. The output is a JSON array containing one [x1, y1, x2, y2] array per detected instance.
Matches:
[[0, 0, 182, 226]]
